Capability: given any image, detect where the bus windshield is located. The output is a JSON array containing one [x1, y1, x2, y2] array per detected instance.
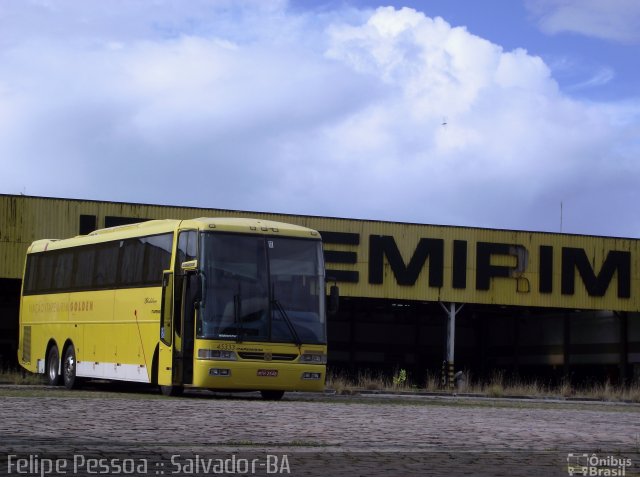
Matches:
[[197, 233, 326, 345]]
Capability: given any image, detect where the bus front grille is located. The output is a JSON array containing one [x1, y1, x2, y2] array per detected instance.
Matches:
[[238, 352, 298, 361]]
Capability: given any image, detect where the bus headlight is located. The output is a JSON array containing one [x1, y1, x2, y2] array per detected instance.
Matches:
[[299, 353, 326, 364], [209, 368, 231, 377], [198, 349, 237, 361]]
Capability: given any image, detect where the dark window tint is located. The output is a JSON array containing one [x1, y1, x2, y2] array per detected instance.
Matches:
[[142, 234, 173, 284], [73, 247, 95, 289], [23, 232, 174, 294], [36, 253, 55, 292], [94, 242, 119, 287], [119, 239, 145, 285], [176, 230, 197, 268], [53, 251, 73, 290], [23, 255, 38, 293]]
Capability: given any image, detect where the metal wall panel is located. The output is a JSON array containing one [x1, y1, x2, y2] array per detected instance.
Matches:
[[2, 194, 639, 311]]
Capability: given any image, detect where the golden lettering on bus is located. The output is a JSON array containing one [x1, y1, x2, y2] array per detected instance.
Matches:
[[60, 301, 95, 313], [28, 302, 75, 313]]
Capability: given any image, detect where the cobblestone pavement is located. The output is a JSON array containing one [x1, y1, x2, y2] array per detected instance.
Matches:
[[0, 386, 639, 476]]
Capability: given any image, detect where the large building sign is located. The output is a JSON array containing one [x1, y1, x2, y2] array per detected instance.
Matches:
[[319, 226, 638, 311], [1, 194, 639, 311]]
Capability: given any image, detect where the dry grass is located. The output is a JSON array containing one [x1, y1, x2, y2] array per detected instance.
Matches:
[[470, 375, 639, 402], [358, 370, 393, 391], [424, 372, 441, 392], [559, 378, 574, 398], [577, 380, 640, 402], [326, 370, 395, 394], [465, 371, 546, 398], [326, 368, 640, 403], [482, 370, 506, 397], [3, 365, 639, 402], [622, 383, 640, 402]]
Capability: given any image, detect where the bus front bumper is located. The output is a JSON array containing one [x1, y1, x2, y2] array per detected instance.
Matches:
[[192, 359, 326, 392]]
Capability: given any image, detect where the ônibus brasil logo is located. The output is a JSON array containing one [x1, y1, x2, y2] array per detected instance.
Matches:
[[567, 453, 632, 476]]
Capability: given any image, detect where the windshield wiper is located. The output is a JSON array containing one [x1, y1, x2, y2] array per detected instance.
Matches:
[[234, 293, 244, 343], [199, 271, 207, 310], [272, 298, 301, 346]]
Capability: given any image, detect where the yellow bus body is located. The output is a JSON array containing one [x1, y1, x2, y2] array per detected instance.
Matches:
[[18, 218, 327, 395]]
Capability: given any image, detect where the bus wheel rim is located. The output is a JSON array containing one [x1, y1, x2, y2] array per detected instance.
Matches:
[[64, 352, 74, 380]]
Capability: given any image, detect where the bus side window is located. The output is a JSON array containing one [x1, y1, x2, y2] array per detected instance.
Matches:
[[73, 247, 96, 290], [53, 251, 73, 291], [176, 230, 197, 268], [94, 242, 119, 287], [142, 233, 173, 285], [36, 253, 55, 292], [24, 254, 39, 294], [119, 239, 144, 286], [161, 271, 173, 346], [174, 230, 197, 340]]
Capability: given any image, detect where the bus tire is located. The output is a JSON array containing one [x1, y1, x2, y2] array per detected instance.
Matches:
[[62, 345, 79, 390], [46, 346, 61, 386], [260, 390, 285, 401], [150, 346, 159, 385], [160, 385, 184, 397]]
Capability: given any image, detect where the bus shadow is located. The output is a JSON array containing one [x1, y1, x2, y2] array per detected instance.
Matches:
[[76, 380, 266, 401]]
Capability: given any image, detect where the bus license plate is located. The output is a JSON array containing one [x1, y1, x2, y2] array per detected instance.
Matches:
[[257, 369, 278, 377]]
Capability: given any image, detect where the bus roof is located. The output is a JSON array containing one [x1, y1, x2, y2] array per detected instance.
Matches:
[[27, 217, 320, 253]]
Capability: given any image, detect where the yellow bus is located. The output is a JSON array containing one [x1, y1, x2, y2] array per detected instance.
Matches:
[[18, 217, 331, 400]]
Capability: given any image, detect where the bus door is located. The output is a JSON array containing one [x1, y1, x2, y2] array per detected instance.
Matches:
[[159, 230, 198, 392]]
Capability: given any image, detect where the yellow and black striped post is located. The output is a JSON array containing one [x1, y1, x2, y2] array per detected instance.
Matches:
[[441, 360, 447, 388], [440, 302, 464, 391], [448, 361, 455, 390]]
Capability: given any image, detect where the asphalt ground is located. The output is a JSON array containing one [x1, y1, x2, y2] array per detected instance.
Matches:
[[0, 383, 639, 477]]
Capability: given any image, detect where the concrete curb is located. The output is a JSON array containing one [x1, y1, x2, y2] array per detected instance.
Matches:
[[2, 383, 639, 406], [323, 388, 640, 406]]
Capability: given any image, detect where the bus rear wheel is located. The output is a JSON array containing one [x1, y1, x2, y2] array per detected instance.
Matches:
[[46, 346, 61, 386], [63, 345, 79, 390], [260, 390, 284, 401]]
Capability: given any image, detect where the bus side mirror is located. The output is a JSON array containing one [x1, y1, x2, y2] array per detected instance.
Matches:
[[328, 284, 339, 315]]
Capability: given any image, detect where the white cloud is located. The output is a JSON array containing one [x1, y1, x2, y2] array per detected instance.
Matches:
[[567, 66, 615, 91], [0, 2, 639, 236], [526, 0, 640, 43]]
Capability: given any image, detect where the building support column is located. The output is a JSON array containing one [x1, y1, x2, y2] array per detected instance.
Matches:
[[440, 302, 464, 389]]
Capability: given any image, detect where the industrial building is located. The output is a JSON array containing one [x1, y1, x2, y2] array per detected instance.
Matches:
[[1, 194, 638, 385]]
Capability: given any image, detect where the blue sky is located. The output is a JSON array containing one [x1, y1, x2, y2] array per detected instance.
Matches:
[[1, 0, 639, 237]]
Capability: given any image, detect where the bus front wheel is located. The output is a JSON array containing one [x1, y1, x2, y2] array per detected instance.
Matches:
[[46, 346, 61, 386], [260, 390, 284, 401], [63, 345, 79, 390], [160, 385, 184, 397]]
